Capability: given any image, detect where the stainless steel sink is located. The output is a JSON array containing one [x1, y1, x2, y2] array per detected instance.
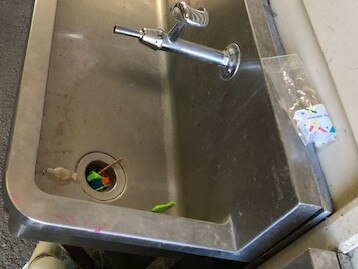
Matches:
[[4, 0, 331, 263]]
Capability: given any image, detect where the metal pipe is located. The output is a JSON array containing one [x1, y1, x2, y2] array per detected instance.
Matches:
[[24, 242, 66, 269], [161, 35, 228, 66]]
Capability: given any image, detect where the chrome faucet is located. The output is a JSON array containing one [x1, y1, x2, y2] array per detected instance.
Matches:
[[113, 2, 241, 80]]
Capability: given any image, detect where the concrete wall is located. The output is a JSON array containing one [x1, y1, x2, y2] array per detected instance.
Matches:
[[0, 0, 36, 268]]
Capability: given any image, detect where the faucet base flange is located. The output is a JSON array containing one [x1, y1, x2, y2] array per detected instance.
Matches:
[[220, 43, 241, 81]]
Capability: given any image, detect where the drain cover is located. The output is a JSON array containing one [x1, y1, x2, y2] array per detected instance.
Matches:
[[77, 152, 126, 201]]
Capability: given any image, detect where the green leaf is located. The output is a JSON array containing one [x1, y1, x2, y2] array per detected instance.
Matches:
[[150, 201, 176, 213]]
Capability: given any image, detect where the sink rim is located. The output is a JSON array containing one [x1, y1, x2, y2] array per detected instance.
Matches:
[[4, 0, 332, 263]]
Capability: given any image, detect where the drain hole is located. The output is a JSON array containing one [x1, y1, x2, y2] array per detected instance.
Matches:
[[85, 161, 116, 192]]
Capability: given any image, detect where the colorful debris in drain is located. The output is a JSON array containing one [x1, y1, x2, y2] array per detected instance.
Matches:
[[86, 171, 109, 191]]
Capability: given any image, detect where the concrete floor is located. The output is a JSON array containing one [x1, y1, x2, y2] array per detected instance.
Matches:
[[0, 0, 37, 268]]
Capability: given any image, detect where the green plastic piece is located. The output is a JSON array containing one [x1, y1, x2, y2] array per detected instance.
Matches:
[[86, 171, 102, 182], [150, 201, 176, 213], [95, 185, 109, 192]]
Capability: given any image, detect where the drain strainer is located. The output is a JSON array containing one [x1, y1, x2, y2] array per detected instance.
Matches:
[[77, 152, 126, 201]]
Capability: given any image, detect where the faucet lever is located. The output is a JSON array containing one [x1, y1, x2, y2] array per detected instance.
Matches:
[[169, 2, 209, 42], [171, 2, 209, 28]]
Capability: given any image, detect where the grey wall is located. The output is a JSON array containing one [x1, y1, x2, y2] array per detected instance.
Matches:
[[0, 0, 36, 268]]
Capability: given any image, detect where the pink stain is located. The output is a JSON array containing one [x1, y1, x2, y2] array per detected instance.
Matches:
[[53, 213, 75, 225], [318, 127, 328, 133], [12, 194, 19, 202], [83, 219, 105, 234], [55, 213, 108, 234], [83, 219, 92, 228]]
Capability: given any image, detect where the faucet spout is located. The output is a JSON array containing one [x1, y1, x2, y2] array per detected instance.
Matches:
[[113, 25, 142, 39]]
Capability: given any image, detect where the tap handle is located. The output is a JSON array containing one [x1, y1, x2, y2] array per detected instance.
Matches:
[[171, 2, 209, 28]]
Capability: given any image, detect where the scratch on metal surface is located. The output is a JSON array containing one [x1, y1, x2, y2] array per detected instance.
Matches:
[[271, 164, 284, 201]]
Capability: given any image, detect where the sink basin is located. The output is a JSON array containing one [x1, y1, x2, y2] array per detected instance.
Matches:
[[4, 0, 331, 263]]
